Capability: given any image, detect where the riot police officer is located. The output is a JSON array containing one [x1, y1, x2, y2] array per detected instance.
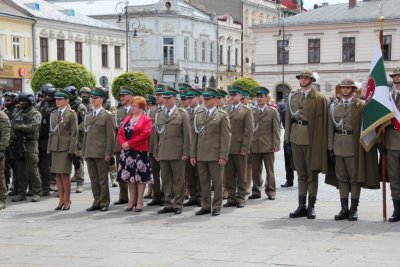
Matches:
[[79, 87, 93, 113]]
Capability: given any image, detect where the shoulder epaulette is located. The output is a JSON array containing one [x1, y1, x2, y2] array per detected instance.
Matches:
[[218, 109, 227, 114], [178, 107, 187, 113], [105, 110, 113, 115], [242, 105, 250, 110]]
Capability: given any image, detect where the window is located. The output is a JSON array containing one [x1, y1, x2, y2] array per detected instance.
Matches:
[[308, 39, 320, 63], [210, 42, 214, 63], [184, 37, 189, 60], [383, 35, 392, 61], [57, 39, 65, 60], [115, 46, 121, 68], [219, 44, 223, 64], [163, 37, 174, 65], [102, 44, 108, 67], [194, 40, 199, 62], [75, 42, 82, 64], [235, 48, 239, 66], [227, 45, 231, 66], [342, 37, 355, 62], [277, 40, 288, 64], [201, 41, 206, 62], [40, 37, 48, 63], [12, 37, 21, 60]]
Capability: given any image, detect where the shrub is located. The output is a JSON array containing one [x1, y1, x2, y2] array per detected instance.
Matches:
[[111, 72, 154, 99]]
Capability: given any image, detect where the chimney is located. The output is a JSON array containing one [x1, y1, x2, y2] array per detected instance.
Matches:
[[349, 0, 357, 8]]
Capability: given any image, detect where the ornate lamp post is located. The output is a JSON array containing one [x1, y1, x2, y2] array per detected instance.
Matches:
[[115, 1, 140, 72]]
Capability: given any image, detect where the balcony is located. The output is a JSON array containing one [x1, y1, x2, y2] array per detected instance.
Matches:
[[227, 65, 237, 72], [162, 57, 179, 70]]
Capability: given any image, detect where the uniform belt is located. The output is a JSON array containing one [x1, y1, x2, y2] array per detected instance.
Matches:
[[291, 119, 308, 125], [335, 129, 353, 135]]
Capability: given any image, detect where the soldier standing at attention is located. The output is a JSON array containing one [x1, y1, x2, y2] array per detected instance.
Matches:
[[11, 93, 42, 202], [223, 85, 254, 208], [0, 109, 11, 210], [285, 70, 328, 219], [249, 87, 280, 200], [217, 89, 228, 109], [113, 86, 134, 206], [64, 86, 87, 193], [191, 88, 231, 216], [154, 87, 191, 215], [84, 87, 115, 212], [387, 68, 400, 222], [79, 87, 93, 113]]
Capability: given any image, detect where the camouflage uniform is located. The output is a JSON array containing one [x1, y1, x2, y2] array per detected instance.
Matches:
[[0, 110, 11, 209]]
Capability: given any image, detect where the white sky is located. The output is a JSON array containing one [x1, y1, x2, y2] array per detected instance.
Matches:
[[303, 0, 349, 10]]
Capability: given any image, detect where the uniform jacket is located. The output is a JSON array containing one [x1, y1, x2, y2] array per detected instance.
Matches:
[[190, 108, 231, 161], [47, 108, 79, 154], [148, 105, 161, 155], [70, 100, 87, 156], [83, 109, 115, 159], [118, 113, 152, 152], [251, 106, 280, 153], [285, 88, 328, 174], [12, 106, 42, 153], [154, 107, 191, 160], [0, 110, 11, 151], [386, 89, 400, 150], [113, 106, 133, 153], [224, 103, 254, 154]]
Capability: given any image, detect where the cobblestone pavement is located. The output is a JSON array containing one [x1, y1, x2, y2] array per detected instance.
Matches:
[[0, 132, 398, 266]]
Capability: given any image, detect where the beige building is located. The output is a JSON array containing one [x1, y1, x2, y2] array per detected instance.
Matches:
[[253, 0, 400, 101]]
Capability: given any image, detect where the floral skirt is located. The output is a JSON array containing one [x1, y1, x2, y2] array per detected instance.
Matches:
[[117, 149, 153, 184]]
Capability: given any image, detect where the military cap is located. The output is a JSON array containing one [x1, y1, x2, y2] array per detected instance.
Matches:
[[55, 88, 72, 100], [338, 78, 358, 89], [296, 70, 316, 82], [119, 86, 134, 96], [145, 94, 156, 104], [79, 87, 91, 94], [228, 85, 244, 94], [254, 86, 270, 95], [202, 88, 220, 98], [90, 87, 107, 98], [178, 83, 192, 91], [155, 84, 165, 94], [389, 67, 400, 78], [180, 92, 187, 100], [162, 86, 179, 97], [217, 89, 228, 98], [186, 88, 202, 97], [241, 88, 250, 97]]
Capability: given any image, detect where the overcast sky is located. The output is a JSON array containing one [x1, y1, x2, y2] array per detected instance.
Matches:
[[303, 0, 349, 10]]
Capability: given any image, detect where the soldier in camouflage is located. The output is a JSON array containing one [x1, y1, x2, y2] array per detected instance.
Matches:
[[79, 87, 93, 113], [0, 109, 11, 210]]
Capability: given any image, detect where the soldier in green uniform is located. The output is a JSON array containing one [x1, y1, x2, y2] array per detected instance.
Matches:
[[147, 85, 165, 206], [223, 85, 254, 208], [11, 93, 42, 202], [0, 109, 11, 210], [38, 84, 57, 196], [249, 87, 281, 200], [104, 99, 118, 188], [217, 89, 228, 109], [285, 70, 328, 219], [84, 87, 115, 212], [64, 86, 88, 193], [191, 88, 231, 216], [79, 87, 93, 113], [154, 87, 191, 214]]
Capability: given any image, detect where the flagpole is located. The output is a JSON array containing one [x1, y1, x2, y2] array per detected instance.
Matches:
[[379, 4, 387, 222]]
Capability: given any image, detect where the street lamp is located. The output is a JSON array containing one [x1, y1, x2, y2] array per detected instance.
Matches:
[[276, 1, 290, 100], [115, 1, 140, 72]]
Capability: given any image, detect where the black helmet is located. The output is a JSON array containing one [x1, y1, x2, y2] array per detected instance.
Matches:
[[44, 87, 56, 96], [4, 91, 18, 99], [64, 86, 78, 97], [18, 93, 36, 106], [40, 83, 55, 93], [79, 87, 91, 95]]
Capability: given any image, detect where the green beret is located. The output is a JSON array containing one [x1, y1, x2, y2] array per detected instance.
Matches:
[[217, 89, 228, 97], [155, 84, 165, 94], [241, 89, 250, 97], [55, 88, 72, 100], [119, 86, 134, 96], [163, 87, 178, 97], [186, 88, 202, 97], [145, 94, 156, 104], [202, 88, 219, 98], [90, 87, 107, 98], [228, 85, 243, 94], [178, 83, 192, 91], [254, 86, 270, 95]]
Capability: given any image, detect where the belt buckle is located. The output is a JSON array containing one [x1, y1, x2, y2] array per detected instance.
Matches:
[[297, 120, 303, 125], [342, 130, 347, 136]]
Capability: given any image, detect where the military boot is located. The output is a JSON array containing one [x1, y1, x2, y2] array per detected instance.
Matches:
[[0, 200, 6, 210], [31, 195, 41, 202], [12, 195, 27, 202], [388, 199, 400, 222], [334, 198, 349, 220], [289, 196, 307, 218], [307, 196, 316, 219], [348, 198, 359, 221]]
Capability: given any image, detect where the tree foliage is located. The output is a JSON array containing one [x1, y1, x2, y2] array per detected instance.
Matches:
[[31, 61, 96, 92], [111, 72, 154, 99], [232, 77, 260, 97]]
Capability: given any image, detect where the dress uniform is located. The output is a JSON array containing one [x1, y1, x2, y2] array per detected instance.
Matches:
[[83, 87, 116, 212], [249, 87, 281, 200], [11, 94, 42, 202], [147, 85, 165, 206], [217, 89, 228, 109], [154, 87, 191, 215], [387, 68, 400, 222], [223, 85, 254, 208], [285, 70, 328, 219], [0, 110, 11, 210], [191, 88, 231, 216]]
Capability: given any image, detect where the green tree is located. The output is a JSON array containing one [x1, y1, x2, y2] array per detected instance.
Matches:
[[111, 72, 154, 99], [232, 77, 260, 97], [31, 61, 96, 92]]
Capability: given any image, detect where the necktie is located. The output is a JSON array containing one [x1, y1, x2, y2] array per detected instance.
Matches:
[[125, 107, 128, 114], [58, 110, 62, 121], [302, 93, 306, 98], [93, 111, 96, 117], [344, 100, 349, 111], [166, 109, 170, 117], [231, 106, 236, 113]]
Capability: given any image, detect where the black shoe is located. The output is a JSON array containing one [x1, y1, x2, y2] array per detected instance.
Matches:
[[86, 206, 100, 212], [62, 201, 71, 211], [389, 199, 400, 222], [114, 200, 128, 205], [125, 207, 134, 212], [55, 203, 64, 211], [183, 199, 200, 207], [195, 208, 211, 215], [174, 208, 182, 215], [289, 196, 307, 218], [157, 207, 174, 214], [236, 202, 245, 208], [42, 191, 51, 197], [348, 198, 359, 221], [27, 191, 33, 197], [212, 209, 220, 216], [334, 198, 349, 221], [100, 206, 108, 212], [223, 201, 236, 208], [147, 199, 162, 206], [307, 196, 316, 219], [281, 181, 294, 188], [248, 194, 261, 200]]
